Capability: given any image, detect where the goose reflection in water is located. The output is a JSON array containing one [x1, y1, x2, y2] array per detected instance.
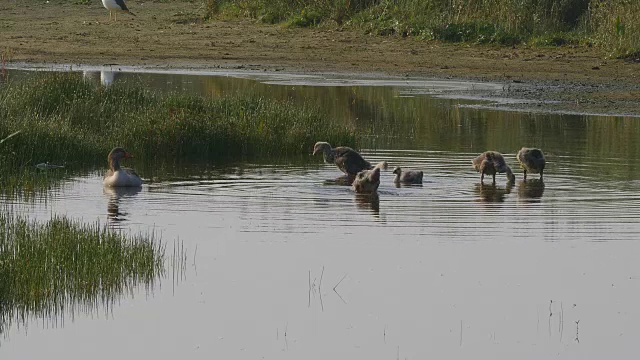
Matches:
[[354, 193, 380, 215], [517, 179, 545, 201], [104, 186, 142, 225], [474, 182, 513, 203]]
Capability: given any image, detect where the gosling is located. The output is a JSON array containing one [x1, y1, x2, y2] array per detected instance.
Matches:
[[392, 167, 423, 184]]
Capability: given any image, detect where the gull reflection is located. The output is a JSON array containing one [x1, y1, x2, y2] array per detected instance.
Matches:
[[104, 186, 141, 226], [100, 70, 115, 86], [82, 70, 100, 82]]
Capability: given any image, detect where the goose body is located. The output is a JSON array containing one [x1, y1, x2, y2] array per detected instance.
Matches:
[[393, 167, 423, 184], [103, 147, 142, 187], [102, 0, 136, 21], [472, 151, 515, 184], [517, 147, 545, 180], [313, 141, 373, 177]]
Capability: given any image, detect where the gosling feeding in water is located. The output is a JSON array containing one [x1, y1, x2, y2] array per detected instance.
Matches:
[[392, 167, 423, 184], [313, 141, 373, 177], [103, 147, 143, 187], [516, 147, 545, 181], [472, 151, 515, 184]]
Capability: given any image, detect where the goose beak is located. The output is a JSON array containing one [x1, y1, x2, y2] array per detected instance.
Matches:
[[125, 152, 134, 159]]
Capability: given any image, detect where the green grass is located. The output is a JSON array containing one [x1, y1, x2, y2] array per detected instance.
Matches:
[[0, 210, 165, 334], [0, 71, 358, 193], [589, 0, 640, 58], [207, 0, 640, 56]]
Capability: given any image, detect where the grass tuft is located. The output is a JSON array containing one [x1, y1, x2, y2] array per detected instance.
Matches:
[[0, 211, 165, 334]]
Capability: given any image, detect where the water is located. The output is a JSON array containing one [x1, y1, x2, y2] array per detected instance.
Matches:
[[2, 68, 640, 359]]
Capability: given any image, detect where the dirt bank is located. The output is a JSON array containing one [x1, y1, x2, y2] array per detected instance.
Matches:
[[2, 0, 639, 115]]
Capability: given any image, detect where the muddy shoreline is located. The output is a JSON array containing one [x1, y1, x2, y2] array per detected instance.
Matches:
[[2, 1, 639, 116]]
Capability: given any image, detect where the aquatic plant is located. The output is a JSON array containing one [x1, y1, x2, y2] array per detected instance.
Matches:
[[0, 211, 165, 335]]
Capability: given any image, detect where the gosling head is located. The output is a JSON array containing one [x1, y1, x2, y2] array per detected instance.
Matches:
[[392, 166, 402, 176], [507, 168, 516, 183], [312, 141, 331, 156]]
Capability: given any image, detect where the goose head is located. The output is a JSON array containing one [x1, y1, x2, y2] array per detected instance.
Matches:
[[107, 147, 133, 170], [312, 141, 331, 156]]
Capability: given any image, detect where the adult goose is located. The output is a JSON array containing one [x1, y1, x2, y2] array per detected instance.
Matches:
[[517, 147, 545, 181], [392, 167, 423, 184], [313, 141, 373, 177], [103, 147, 143, 187], [472, 151, 515, 184]]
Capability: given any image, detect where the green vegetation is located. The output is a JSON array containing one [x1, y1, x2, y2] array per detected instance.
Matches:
[[208, 0, 640, 57], [0, 211, 164, 334], [0, 72, 358, 193]]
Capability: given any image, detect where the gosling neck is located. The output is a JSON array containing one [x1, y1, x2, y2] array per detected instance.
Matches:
[[505, 166, 515, 183]]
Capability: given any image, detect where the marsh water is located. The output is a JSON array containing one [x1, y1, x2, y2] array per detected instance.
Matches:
[[2, 67, 640, 359]]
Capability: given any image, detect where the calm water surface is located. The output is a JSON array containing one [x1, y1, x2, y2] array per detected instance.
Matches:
[[2, 68, 640, 359]]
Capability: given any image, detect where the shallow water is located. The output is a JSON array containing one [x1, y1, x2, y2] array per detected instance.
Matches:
[[2, 69, 640, 359]]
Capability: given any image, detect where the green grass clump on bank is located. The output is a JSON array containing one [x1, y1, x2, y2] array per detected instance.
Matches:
[[207, 0, 640, 56], [0, 211, 164, 334], [0, 72, 358, 193], [589, 0, 640, 58]]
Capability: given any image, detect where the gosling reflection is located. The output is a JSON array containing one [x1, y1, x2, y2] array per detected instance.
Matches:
[[354, 193, 380, 215], [517, 179, 545, 201], [104, 186, 142, 225], [394, 181, 423, 189], [474, 182, 513, 203]]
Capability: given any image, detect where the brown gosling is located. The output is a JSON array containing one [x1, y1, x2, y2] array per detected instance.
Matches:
[[313, 141, 373, 177], [352, 161, 387, 194], [392, 166, 423, 184], [472, 151, 515, 184], [516, 147, 545, 181]]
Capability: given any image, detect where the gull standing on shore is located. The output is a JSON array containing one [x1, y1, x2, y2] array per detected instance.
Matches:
[[102, 0, 136, 21]]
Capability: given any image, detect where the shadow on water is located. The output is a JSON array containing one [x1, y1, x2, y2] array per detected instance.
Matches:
[[322, 175, 354, 187], [517, 179, 545, 201], [473, 182, 514, 203], [104, 186, 142, 226]]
